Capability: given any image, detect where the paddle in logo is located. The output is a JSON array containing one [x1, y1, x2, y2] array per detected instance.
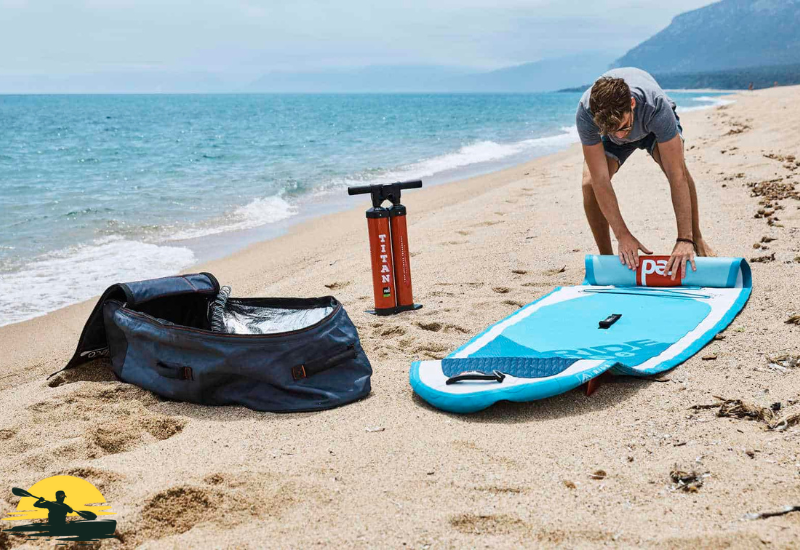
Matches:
[[636, 256, 681, 287], [2, 475, 118, 543]]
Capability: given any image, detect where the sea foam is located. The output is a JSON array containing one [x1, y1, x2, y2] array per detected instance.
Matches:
[[337, 126, 580, 188], [168, 195, 297, 241], [0, 237, 196, 327], [676, 96, 736, 113]]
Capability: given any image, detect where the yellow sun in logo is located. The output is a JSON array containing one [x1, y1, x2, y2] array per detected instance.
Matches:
[[2, 476, 115, 522]]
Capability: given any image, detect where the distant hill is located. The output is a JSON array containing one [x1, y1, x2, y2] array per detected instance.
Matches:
[[245, 53, 617, 93], [614, 0, 800, 74], [559, 62, 800, 92], [431, 53, 616, 93]]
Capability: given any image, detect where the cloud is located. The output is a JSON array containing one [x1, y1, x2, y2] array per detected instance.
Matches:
[[0, 0, 718, 76]]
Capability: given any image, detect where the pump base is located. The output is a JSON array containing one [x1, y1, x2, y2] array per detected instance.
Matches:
[[367, 304, 423, 316]]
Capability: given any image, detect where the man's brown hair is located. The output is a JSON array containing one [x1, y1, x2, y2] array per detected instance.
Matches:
[[589, 77, 631, 135]]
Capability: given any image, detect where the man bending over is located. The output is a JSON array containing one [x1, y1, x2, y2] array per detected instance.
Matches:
[[576, 67, 714, 280]]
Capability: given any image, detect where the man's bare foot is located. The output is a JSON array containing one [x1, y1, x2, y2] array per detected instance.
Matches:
[[695, 237, 715, 257]]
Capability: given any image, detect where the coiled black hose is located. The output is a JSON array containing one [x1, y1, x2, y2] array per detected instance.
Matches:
[[209, 285, 232, 332]]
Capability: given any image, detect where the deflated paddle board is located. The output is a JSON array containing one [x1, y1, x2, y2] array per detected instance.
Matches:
[[410, 255, 751, 413]]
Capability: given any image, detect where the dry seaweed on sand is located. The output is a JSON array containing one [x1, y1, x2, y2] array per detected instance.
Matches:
[[670, 465, 707, 493], [717, 398, 776, 423], [748, 179, 799, 201], [691, 396, 800, 431], [770, 412, 800, 432], [750, 253, 775, 263], [744, 505, 800, 521], [689, 403, 722, 411], [767, 353, 800, 372], [786, 315, 800, 326]]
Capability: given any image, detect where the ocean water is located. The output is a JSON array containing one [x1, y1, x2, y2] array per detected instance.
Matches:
[[0, 91, 731, 326]]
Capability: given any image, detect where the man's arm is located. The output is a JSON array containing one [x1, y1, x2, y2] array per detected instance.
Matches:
[[656, 134, 696, 280], [582, 143, 652, 269]]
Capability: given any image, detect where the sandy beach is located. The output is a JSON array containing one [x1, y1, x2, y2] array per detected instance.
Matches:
[[1, 85, 799, 548]]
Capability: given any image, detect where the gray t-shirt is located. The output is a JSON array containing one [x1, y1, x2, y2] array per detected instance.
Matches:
[[576, 67, 678, 146]]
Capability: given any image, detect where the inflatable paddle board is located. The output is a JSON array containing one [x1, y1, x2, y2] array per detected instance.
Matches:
[[410, 255, 751, 413]]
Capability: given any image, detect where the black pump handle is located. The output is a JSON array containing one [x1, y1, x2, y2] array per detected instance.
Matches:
[[347, 179, 422, 196]]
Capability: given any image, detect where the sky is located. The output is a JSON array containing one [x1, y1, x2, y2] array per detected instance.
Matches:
[[0, 0, 718, 80]]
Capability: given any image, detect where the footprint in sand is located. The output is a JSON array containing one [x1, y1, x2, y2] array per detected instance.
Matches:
[[119, 473, 299, 545], [90, 416, 186, 456], [492, 287, 511, 294], [380, 325, 406, 337], [414, 321, 469, 334], [59, 466, 125, 498], [17, 383, 187, 469], [415, 321, 444, 332], [511, 269, 528, 275], [47, 359, 118, 387], [456, 230, 472, 236], [544, 265, 567, 276], [471, 220, 504, 228], [413, 343, 450, 359], [449, 513, 527, 536], [502, 300, 526, 308], [324, 281, 351, 290]]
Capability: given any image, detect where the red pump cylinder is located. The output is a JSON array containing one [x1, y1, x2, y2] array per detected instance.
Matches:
[[366, 208, 396, 314], [389, 204, 415, 309]]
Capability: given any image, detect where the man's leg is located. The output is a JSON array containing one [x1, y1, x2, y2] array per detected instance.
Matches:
[[582, 155, 620, 255], [651, 143, 715, 256]]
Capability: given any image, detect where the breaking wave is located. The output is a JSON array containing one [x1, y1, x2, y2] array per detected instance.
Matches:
[[0, 237, 196, 327]]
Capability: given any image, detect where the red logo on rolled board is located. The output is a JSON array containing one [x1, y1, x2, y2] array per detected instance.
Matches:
[[636, 256, 681, 287]]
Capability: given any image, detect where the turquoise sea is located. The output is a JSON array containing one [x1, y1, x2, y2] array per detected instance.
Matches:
[[0, 91, 731, 326]]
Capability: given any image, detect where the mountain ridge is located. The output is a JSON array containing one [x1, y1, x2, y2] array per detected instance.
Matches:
[[614, 0, 800, 73]]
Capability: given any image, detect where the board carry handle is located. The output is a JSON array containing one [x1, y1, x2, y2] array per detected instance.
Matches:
[[446, 370, 506, 385]]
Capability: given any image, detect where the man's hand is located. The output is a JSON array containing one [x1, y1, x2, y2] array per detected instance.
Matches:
[[617, 233, 652, 270], [667, 240, 697, 280]]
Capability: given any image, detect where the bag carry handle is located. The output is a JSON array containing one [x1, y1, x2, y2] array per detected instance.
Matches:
[[292, 345, 357, 381], [155, 360, 194, 381]]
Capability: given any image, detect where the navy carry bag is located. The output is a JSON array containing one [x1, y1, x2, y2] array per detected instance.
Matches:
[[61, 273, 372, 412]]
